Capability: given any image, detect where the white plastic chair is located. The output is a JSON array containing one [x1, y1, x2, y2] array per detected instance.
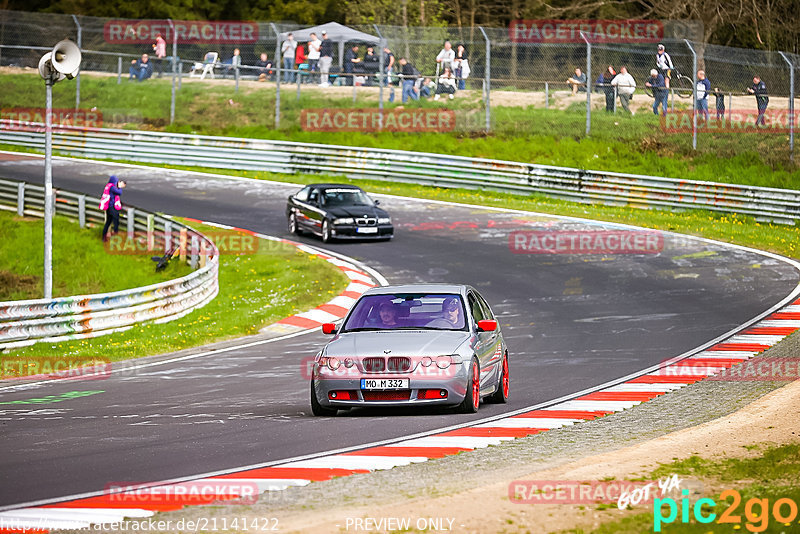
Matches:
[[190, 52, 218, 79]]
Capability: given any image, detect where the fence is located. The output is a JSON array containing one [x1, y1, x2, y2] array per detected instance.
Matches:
[[0, 177, 220, 350], [0, 10, 798, 159], [0, 122, 798, 226]]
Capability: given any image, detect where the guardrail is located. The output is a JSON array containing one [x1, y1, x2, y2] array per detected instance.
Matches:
[[1, 122, 799, 224], [0, 177, 219, 350]]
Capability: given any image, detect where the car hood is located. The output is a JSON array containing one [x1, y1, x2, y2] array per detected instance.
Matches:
[[327, 205, 389, 219], [324, 330, 469, 358]]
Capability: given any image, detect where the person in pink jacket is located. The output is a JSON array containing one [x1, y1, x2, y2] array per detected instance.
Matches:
[[100, 175, 126, 241]]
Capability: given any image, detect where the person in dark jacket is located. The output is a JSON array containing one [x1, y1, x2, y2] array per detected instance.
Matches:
[[362, 46, 380, 86], [602, 66, 617, 112], [645, 69, 668, 115], [344, 45, 361, 86], [100, 175, 126, 241], [747, 76, 769, 126], [398, 57, 419, 103]]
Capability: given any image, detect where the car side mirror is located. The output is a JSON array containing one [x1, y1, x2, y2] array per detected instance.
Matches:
[[476, 319, 497, 332], [322, 323, 338, 335], [373, 198, 380, 205]]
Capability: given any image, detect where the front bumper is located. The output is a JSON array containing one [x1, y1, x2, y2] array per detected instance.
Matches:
[[313, 370, 468, 408], [331, 224, 394, 240]]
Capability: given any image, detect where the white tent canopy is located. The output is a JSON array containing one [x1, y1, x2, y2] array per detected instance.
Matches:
[[280, 22, 381, 68]]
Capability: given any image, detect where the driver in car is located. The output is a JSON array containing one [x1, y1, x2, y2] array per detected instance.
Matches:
[[427, 297, 462, 328], [377, 301, 399, 327]]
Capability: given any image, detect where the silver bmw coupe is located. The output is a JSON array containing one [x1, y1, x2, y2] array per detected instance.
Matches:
[[310, 284, 509, 416]]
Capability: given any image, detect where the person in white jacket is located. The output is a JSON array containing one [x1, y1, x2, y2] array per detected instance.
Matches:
[[610, 66, 636, 114]]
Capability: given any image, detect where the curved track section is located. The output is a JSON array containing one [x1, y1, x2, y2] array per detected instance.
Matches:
[[0, 152, 798, 511]]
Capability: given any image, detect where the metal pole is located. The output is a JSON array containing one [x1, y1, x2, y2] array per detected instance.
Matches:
[[779, 51, 795, 161], [270, 23, 281, 128], [17, 182, 24, 216], [479, 26, 491, 133], [544, 81, 548, 109], [235, 65, 240, 93], [117, 56, 122, 84], [71, 15, 81, 110], [613, 85, 617, 113], [44, 78, 54, 299], [169, 19, 177, 125], [684, 39, 697, 150], [378, 37, 385, 130], [728, 92, 732, 123], [580, 31, 591, 135], [297, 67, 302, 100], [352, 73, 357, 102], [178, 61, 183, 90]]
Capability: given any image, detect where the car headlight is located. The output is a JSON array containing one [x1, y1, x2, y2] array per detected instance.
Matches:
[[377, 217, 391, 224], [333, 218, 354, 225], [319, 356, 341, 370], [421, 356, 433, 367]]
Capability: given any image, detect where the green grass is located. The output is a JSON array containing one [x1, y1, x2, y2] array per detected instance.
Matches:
[[560, 443, 800, 533], [0, 209, 192, 300], [0, 218, 350, 376], [1, 72, 797, 189]]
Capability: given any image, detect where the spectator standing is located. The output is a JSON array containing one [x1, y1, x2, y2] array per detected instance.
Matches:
[[256, 52, 273, 81], [152, 33, 166, 77], [319, 31, 333, 87], [695, 70, 711, 121], [281, 33, 297, 83], [295, 43, 307, 83], [566, 67, 586, 94], [434, 66, 457, 100], [713, 87, 725, 120], [99, 176, 126, 241], [453, 44, 469, 90], [747, 76, 769, 126], [656, 43, 673, 89], [602, 66, 616, 112], [645, 68, 668, 115], [344, 44, 361, 86], [398, 57, 419, 103], [307, 32, 321, 83], [363, 46, 380, 85], [611, 66, 636, 114], [129, 54, 153, 82], [436, 41, 455, 71]]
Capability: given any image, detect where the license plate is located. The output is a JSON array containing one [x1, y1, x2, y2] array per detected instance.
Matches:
[[356, 227, 378, 234], [361, 378, 409, 390]]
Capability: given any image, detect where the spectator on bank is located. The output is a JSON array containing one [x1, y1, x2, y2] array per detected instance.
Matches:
[[223, 48, 241, 79], [129, 54, 153, 82], [656, 43, 674, 89], [307, 32, 321, 83], [611, 66, 636, 114], [100, 175, 126, 242], [453, 44, 469, 90], [566, 67, 586, 95], [363, 46, 380, 85], [436, 41, 455, 70], [344, 44, 361, 86], [281, 33, 297, 83], [713, 87, 725, 120], [152, 33, 167, 77], [695, 70, 711, 121], [434, 66, 457, 100], [295, 43, 307, 83], [747, 75, 769, 126], [398, 57, 419, 103], [319, 31, 334, 87], [257, 52, 273, 81], [602, 66, 617, 112], [419, 77, 435, 98], [645, 68, 668, 115]]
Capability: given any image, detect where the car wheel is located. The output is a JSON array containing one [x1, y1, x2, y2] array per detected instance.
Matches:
[[288, 212, 300, 235], [458, 357, 480, 414], [310, 382, 337, 416], [488, 352, 509, 404], [321, 219, 332, 243]]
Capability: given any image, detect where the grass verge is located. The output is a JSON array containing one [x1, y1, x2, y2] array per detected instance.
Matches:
[[560, 443, 800, 533], [0, 218, 350, 377], [0, 209, 191, 300], [1, 71, 797, 189]]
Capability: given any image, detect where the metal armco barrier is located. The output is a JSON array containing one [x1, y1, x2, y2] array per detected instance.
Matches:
[[1, 122, 799, 224], [0, 177, 219, 350]]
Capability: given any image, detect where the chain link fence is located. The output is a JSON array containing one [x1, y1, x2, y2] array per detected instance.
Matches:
[[0, 9, 798, 161]]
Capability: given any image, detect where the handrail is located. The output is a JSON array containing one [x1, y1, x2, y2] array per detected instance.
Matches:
[[0, 122, 798, 224], [0, 176, 219, 349]]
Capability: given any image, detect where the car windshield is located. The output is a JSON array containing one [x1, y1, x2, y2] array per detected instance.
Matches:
[[342, 293, 467, 332], [320, 188, 373, 207]]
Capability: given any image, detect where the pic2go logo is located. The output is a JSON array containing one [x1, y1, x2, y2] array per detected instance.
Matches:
[[653, 489, 799, 532]]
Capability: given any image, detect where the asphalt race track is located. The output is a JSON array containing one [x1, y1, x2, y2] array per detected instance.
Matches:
[[1, 153, 798, 508]]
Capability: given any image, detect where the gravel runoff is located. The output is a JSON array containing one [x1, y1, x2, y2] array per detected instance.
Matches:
[[238, 332, 800, 516]]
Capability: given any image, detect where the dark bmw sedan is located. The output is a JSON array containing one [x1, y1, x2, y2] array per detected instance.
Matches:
[[286, 184, 394, 243]]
